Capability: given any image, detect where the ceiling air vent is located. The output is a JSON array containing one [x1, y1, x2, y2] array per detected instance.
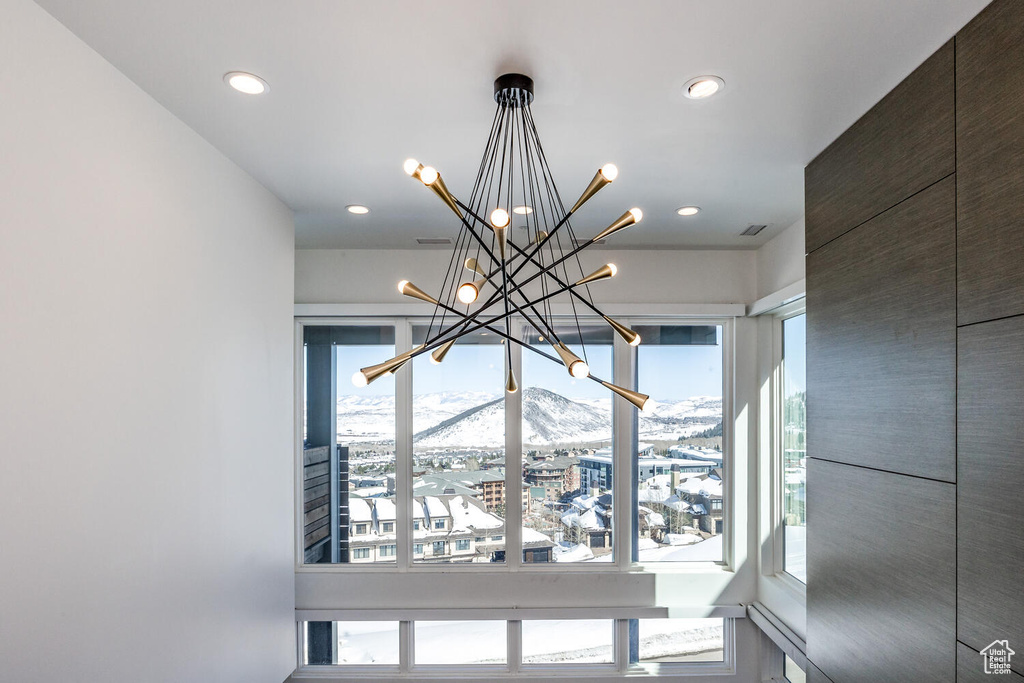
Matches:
[[416, 238, 453, 245], [741, 224, 767, 237]]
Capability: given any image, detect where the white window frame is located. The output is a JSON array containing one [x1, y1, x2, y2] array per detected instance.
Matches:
[[292, 309, 756, 680], [754, 298, 807, 643]]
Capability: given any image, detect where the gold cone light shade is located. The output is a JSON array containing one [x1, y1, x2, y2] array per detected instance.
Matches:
[[465, 257, 487, 277], [398, 280, 439, 305], [494, 224, 508, 260], [430, 338, 456, 365], [603, 315, 641, 346], [505, 368, 518, 393], [575, 263, 618, 286], [425, 172, 463, 219], [353, 346, 419, 386], [569, 164, 617, 214], [594, 208, 643, 241], [552, 342, 590, 378], [600, 380, 649, 411]]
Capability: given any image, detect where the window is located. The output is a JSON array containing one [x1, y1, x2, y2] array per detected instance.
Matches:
[[523, 326, 613, 563], [302, 325, 396, 564], [302, 621, 400, 666], [296, 317, 741, 674], [414, 621, 507, 665], [785, 654, 807, 683], [635, 325, 725, 563], [782, 314, 807, 582], [521, 620, 614, 664], [631, 618, 725, 663]]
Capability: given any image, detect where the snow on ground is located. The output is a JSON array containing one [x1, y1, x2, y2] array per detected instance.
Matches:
[[637, 618, 724, 661], [665, 533, 703, 546], [414, 621, 507, 664], [638, 534, 723, 562], [334, 621, 400, 664], [553, 542, 595, 562], [521, 620, 614, 663], [331, 618, 723, 665]]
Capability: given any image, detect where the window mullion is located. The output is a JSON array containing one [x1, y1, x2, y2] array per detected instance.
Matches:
[[612, 327, 635, 570], [396, 319, 413, 570], [506, 319, 524, 570]]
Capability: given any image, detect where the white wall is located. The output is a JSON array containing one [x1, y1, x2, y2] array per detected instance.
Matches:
[[296, 248, 757, 305], [755, 218, 806, 300], [0, 1, 295, 681]]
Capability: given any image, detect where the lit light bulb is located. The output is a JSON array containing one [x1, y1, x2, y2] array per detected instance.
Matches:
[[513, 205, 533, 215], [351, 371, 368, 387], [457, 282, 479, 304], [608, 263, 618, 277], [429, 354, 442, 365], [677, 206, 700, 216], [420, 166, 438, 186], [397, 280, 409, 294], [225, 72, 267, 95], [688, 79, 720, 99], [630, 334, 642, 347], [490, 208, 510, 228], [403, 158, 419, 175], [629, 207, 643, 223], [600, 163, 618, 181], [570, 361, 590, 378]]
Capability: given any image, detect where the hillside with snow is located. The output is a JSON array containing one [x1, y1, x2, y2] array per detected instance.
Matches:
[[337, 389, 721, 447]]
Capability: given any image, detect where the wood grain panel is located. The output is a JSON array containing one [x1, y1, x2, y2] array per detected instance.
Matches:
[[958, 641, 1024, 681], [806, 176, 956, 480], [805, 41, 954, 253], [806, 459, 955, 683], [958, 316, 1024, 675], [957, 0, 1024, 325]]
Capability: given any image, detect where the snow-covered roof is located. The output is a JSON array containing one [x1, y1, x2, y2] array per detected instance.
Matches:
[[448, 495, 502, 531], [424, 496, 448, 519], [349, 497, 372, 523], [373, 497, 396, 521]]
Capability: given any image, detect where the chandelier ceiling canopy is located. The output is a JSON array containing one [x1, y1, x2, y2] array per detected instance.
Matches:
[[352, 73, 649, 411]]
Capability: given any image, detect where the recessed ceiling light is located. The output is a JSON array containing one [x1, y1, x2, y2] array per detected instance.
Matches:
[[513, 205, 533, 215], [346, 205, 370, 215], [683, 75, 724, 99], [224, 71, 269, 95], [676, 206, 700, 216]]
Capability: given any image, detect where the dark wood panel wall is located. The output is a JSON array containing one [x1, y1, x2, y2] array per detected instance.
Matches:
[[804, 1, 1024, 680]]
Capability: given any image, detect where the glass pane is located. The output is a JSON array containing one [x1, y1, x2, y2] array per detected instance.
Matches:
[[303, 325, 396, 564], [782, 314, 807, 582], [412, 327, 506, 563], [521, 620, 614, 664], [633, 618, 725, 663], [785, 654, 807, 683], [635, 326, 724, 562], [522, 326, 613, 563], [301, 621, 400, 665], [414, 621, 507, 664]]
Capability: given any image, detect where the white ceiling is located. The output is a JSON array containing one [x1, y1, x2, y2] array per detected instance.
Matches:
[[34, 0, 989, 250]]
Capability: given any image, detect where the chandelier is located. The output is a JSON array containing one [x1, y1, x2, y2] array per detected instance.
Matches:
[[351, 73, 649, 411]]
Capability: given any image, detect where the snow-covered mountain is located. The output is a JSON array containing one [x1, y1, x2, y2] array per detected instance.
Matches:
[[337, 389, 722, 447]]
